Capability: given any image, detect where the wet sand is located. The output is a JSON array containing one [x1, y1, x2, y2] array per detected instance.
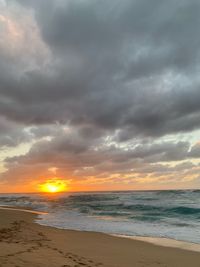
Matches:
[[113, 234, 200, 253], [0, 207, 200, 267]]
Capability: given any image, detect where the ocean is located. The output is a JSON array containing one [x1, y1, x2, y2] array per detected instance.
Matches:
[[0, 190, 200, 244]]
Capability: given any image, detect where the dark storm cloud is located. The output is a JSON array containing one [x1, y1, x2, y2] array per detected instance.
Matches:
[[189, 143, 200, 158], [0, 0, 200, 136], [0, 117, 31, 147]]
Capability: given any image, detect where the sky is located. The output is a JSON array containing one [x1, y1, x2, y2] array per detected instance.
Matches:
[[0, 0, 200, 193]]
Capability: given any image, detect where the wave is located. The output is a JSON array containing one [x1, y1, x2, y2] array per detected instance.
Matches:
[[1, 191, 200, 244], [1, 193, 200, 219], [0, 191, 200, 223], [191, 189, 200, 193]]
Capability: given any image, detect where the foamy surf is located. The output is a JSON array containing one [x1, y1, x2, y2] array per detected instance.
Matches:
[[0, 190, 200, 245]]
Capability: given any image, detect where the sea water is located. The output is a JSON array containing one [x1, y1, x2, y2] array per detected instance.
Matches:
[[0, 190, 200, 244]]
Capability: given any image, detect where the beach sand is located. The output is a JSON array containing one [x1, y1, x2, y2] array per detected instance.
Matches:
[[0, 208, 200, 267]]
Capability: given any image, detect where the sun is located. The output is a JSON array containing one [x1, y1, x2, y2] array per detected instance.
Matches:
[[43, 184, 60, 193], [39, 179, 67, 193]]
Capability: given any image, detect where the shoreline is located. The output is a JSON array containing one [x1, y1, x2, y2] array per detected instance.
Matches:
[[1, 205, 200, 253], [1, 206, 200, 266], [0, 206, 47, 215]]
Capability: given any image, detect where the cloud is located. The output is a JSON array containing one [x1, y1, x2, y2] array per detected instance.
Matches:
[[1, 130, 199, 188], [0, 0, 199, 134], [0, 0, 200, 190], [0, 116, 32, 147], [189, 143, 200, 158]]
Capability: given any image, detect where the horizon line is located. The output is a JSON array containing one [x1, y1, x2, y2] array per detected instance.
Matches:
[[0, 188, 199, 194]]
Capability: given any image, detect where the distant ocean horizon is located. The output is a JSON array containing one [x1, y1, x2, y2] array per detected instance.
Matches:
[[0, 190, 200, 244]]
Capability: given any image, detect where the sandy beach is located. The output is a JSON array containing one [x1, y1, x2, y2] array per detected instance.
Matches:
[[0, 207, 200, 267]]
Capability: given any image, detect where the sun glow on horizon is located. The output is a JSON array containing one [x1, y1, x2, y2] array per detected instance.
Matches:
[[39, 179, 67, 193]]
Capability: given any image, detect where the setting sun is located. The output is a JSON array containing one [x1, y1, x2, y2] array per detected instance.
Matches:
[[39, 179, 67, 193]]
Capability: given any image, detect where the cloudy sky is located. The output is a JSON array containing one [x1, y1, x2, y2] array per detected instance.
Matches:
[[0, 0, 200, 192]]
